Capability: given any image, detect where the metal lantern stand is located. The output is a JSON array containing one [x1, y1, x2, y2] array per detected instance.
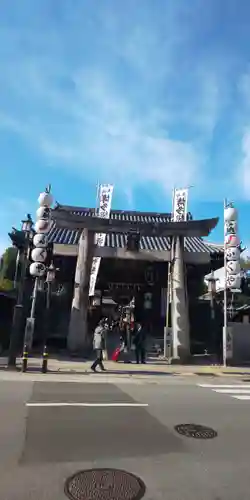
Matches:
[[22, 186, 54, 370], [7, 215, 34, 368], [42, 263, 56, 373]]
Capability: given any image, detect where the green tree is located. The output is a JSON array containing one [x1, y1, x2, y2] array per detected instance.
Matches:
[[240, 257, 250, 270], [0, 278, 14, 292], [0, 247, 17, 283]]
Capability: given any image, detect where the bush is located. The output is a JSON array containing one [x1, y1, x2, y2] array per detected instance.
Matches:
[[0, 278, 14, 292]]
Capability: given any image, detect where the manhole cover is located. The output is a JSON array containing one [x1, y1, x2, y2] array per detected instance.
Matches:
[[64, 468, 146, 500], [174, 423, 217, 439]]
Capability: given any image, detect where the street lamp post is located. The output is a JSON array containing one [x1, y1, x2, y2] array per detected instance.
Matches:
[[7, 215, 34, 368]]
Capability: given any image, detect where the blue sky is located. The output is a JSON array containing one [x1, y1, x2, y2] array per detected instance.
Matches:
[[1, 0, 250, 256]]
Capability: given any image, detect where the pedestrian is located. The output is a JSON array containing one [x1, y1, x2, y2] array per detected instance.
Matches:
[[133, 322, 146, 364], [91, 318, 108, 372]]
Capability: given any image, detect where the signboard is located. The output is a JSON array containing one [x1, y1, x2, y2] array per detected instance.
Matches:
[[24, 318, 35, 349], [164, 326, 172, 342], [226, 326, 233, 358], [89, 184, 114, 296], [173, 188, 188, 222]]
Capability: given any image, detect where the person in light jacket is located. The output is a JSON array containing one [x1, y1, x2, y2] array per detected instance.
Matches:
[[91, 318, 108, 372]]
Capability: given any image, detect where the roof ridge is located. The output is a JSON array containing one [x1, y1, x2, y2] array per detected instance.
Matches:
[[54, 204, 172, 216]]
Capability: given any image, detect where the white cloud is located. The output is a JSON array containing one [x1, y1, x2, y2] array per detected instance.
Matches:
[[0, 68, 202, 194], [239, 128, 250, 198], [237, 71, 250, 198], [0, 1, 235, 200]]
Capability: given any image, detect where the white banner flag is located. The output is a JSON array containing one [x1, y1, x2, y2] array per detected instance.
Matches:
[[173, 188, 188, 222], [89, 184, 114, 296]]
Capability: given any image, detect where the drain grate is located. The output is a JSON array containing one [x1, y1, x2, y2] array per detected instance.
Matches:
[[64, 468, 146, 500], [174, 423, 217, 439]]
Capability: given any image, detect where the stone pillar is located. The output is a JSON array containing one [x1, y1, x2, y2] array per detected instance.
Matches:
[[171, 236, 190, 363], [67, 228, 95, 354]]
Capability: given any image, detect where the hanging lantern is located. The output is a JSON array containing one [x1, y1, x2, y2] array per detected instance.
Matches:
[[225, 247, 240, 261], [224, 220, 238, 236], [225, 234, 240, 247], [38, 189, 53, 208], [33, 233, 48, 248], [29, 262, 46, 277], [31, 247, 47, 263], [224, 206, 238, 222], [35, 219, 52, 234], [226, 274, 241, 289], [226, 261, 241, 275], [36, 206, 51, 220]]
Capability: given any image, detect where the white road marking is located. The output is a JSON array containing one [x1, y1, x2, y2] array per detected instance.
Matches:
[[198, 384, 250, 389], [198, 384, 250, 402], [212, 389, 250, 394], [26, 402, 149, 407], [232, 395, 250, 400]]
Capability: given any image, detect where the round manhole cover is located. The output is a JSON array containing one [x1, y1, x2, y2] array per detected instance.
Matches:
[[64, 468, 146, 500], [174, 423, 217, 439]]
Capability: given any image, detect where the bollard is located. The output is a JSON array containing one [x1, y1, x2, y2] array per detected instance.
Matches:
[[22, 344, 28, 372], [42, 345, 48, 373]]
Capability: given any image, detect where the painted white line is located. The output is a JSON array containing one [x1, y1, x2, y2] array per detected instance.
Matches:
[[26, 402, 149, 407], [212, 389, 250, 394], [198, 384, 250, 389], [232, 395, 250, 400]]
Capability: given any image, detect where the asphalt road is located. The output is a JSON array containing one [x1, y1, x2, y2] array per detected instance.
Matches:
[[0, 374, 250, 500]]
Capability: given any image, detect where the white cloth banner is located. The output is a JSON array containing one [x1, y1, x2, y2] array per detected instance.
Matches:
[[173, 188, 188, 222], [89, 184, 114, 296]]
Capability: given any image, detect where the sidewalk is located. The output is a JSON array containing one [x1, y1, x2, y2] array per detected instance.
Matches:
[[1, 356, 250, 378]]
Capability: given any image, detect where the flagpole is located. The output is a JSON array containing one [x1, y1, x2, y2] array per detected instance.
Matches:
[[223, 198, 227, 367], [95, 181, 100, 216]]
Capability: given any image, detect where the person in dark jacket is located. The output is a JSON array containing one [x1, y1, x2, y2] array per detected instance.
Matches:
[[91, 318, 108, 372], [133, 322, 146, 364]]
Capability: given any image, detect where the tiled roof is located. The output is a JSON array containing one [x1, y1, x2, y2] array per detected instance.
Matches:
[[49, 206, 224, 255]]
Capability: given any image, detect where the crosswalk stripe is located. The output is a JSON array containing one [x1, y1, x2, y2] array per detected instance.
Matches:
[[197, 384, 250, 401], [232, 395, 250, 400], [212, 389, 250, 394], [198, 384, 250, 389]]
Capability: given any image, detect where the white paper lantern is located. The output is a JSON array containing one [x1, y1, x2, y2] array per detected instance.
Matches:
[[225, 247, 240, 261], [36, 206, 51, 220], [226, 274, 241, 289], [226, 261, 241, 275], [38, 191, 53, 208], [224, 220, 238, 236], [33, 233, 48, 248], [31, 247, 47, 263], [224, 206, 238, 222], [35, 219, 52, 234], [225, 234, 240, 247], [29, 262, 46, 277]]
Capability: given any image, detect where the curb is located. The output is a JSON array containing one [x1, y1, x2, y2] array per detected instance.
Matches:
[[1, 366, 250, 378]]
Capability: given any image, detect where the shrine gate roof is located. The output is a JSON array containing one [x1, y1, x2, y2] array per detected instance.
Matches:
[[48, 205, 223, 255]]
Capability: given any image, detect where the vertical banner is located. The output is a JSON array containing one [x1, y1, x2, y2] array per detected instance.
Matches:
[[89, 184, 114, 296], [170, 187, 189, 300], [173, 188, 188, 222]]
